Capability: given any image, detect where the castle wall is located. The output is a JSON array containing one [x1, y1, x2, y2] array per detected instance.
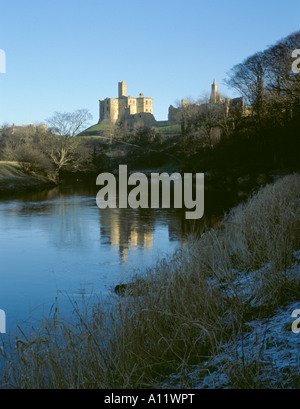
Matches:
[[128, 112, 156, 130], [167, 80, 249, 124], [99, 82, 153, 125], [136, 97, 152, 114], [107, 99, 118, 123], [118, 81, 127, 98], [99, 98, 119, 123], [168, 105, 179, 124], [118, 97, 129, 119]]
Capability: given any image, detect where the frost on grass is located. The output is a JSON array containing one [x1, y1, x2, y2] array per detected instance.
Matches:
[[198, 301, 300, 389], [161, 260, 300, 389]]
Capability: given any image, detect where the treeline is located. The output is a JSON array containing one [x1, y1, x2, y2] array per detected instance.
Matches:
[[226, 31, 300, 124], [176, 31, 300, 175], [0, 110, 108, 181], [1, 31, 299, 181]]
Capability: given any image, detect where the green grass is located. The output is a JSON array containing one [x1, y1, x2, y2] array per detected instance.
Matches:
[[81, 123, 182, 138], [0, 161, 53, 193], [0, 161, 23, 178], [154, 124, 181, 135], [80, 122, 116, 137]]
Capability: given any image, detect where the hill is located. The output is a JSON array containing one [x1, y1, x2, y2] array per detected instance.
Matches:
[[0, 161, 55, 194]]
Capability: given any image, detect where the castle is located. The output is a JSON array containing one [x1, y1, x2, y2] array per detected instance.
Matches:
[[98, 79, 249, 131], [99, 81, 157, 129], [168, 79, 249, 124], [210, 78, 223, 104]]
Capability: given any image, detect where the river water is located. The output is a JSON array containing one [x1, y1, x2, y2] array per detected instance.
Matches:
[[0, 182, 236, 332]]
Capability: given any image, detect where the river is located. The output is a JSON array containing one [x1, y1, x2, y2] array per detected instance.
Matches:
[[0, 181, 236, 332]]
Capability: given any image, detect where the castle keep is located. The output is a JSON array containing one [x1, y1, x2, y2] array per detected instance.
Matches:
[[99, 81, 155, 128]]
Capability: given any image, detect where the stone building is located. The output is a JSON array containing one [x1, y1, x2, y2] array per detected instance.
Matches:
[[210, 78, 248, 116], [99, 81, 156, 129], [210, 78, 223, 104], [0, 123, 47, 135], [168, 79, 249, 124], [97, 79, 250, 132]]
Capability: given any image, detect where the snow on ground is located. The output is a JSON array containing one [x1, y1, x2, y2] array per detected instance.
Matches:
[[162, 255, 300, 389], [196, 301, 300, 388], [161, 301, 300, 389]]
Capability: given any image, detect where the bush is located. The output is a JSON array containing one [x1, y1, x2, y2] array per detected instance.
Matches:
[[13, 145, 55, 178]]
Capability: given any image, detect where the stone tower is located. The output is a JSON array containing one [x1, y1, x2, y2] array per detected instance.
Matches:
[[210, 79, 218, 103], [210, 79, 223, 103], [118, 81, 127, 98], [99, 81, 154, 126]]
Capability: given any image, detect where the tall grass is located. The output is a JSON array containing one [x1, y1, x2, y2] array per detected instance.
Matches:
[[1, 174, 299, 388]]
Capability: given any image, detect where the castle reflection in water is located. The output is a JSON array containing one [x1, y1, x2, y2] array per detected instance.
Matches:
[[98, 206, 220, 263], [99, 208, 155, 262], [3, 184, 224, 265]]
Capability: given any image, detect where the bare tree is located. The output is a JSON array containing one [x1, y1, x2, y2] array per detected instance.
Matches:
[[263, 31, 300, 122], [173, 98, 201, 135], [46, 109, 92, 138], [44, 109, 93, 175], [225, 52, 268, 125]]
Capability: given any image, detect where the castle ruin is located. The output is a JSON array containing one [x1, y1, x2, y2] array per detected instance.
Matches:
[[99, 81, 156, 129], [98, 79, 250, 132], [168, 79, 249, 124]]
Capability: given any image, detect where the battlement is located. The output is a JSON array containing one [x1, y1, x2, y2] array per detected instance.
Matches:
[[99, 82, 153, 125]]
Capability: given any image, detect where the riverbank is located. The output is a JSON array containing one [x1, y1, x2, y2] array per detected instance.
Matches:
[[0, 162, 56, 194], [0, 173, 299, 389]]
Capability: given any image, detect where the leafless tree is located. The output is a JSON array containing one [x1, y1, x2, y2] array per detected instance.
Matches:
[[225, 31, 300, 125], [225, 52, 267, 123], [263, 31, 300, 122], [44, 109, 93, 174], [46, 109, 92, 138]]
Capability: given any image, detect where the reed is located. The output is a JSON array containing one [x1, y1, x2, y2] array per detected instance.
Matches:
[[1, 174, 299, 388]]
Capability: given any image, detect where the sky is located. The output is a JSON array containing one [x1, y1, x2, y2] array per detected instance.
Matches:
[[0, 0, 299, 126]]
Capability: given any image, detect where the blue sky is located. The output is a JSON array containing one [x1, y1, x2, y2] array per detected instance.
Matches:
[[0, 0, 299, 125]]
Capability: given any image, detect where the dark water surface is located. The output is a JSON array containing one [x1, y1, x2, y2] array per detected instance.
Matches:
[[0, 182, 237, 332]]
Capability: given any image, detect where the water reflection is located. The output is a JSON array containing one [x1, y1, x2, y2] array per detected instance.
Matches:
[[100, 208, 154, 263], [0, 182, 236, 330]]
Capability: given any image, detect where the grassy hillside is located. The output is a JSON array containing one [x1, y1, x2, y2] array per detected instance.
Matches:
[[81, 122, 114, 137], [81, 122, 181, 138], [0, 161, 54, 193], [154, 123, 181, 135]]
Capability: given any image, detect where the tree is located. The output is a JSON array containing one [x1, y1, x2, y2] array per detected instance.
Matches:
[[225, 31, 300, 126], [224, 31, 300, 168], [46, 109, 92, 138], [263, 31, 300, 122], [173, 98, 202, 135], [225, 52, 267, 123], [193, 102, 227, 148], [44, 109, 93, 175]]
